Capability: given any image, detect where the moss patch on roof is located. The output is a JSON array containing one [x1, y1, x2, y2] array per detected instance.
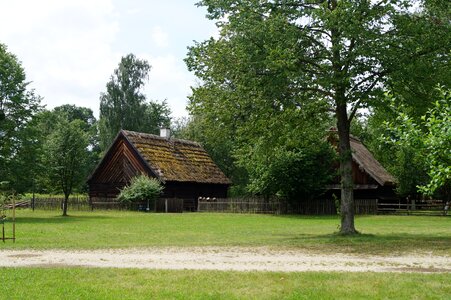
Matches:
[[122, 130, 231, 185]]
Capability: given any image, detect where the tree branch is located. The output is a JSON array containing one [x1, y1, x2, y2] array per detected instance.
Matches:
[[262, 1, 325, 11], [298, 87, 334, 98], [348, 76, 383, 124], [348, 100, 362, 123], [348, 70, 387, 95]]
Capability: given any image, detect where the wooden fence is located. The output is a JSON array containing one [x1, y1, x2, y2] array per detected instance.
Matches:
[[198, 197, 282, 214], [26, 196, 447, 216], [29, 196, 91, 211], [377, 200, 447, 216], [198, 198, 379, 215], [28, 197, 184, 212], [355, 199, 378, 214], [91, 198, 185, 212], [155, 198, 184, 213]]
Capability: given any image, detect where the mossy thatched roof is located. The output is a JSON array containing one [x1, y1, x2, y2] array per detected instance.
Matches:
[[328, 129, 395, 186], [349, 136, 395, 186], [122, 130, 231, 185]]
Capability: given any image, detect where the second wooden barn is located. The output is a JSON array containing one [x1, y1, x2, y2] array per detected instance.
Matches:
[[87, 130, 231, 211], [326, 131, 397, 202]]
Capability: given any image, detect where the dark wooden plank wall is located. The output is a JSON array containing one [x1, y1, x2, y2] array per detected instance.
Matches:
[[331, 160, 377, 186], [164, 182, 229, 211], [89, 137, 149, 199], [352, 161, 377, 185]]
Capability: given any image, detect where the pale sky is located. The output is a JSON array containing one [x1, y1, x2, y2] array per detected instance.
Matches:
[[0, 0, 217, 118]]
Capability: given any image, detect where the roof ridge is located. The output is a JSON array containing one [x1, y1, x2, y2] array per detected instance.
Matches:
[[121, 129, 202, 147]]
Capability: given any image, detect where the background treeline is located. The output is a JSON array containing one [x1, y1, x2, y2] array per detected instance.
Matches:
[[1, 0, 450, 205], [0, 47, 171, 198], [174, 0, 450, 203]]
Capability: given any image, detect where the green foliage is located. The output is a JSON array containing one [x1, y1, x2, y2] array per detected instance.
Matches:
[[235, 106, 336, 201], [248, 146, 336, 202], [99, 54, 171, 151], [51, 105, 100, 189], [0, 43, 42, 193], [43, 117, 90, 215], [382, 87, 451, 198], [383, 1, 451, 118], [52, 105, 99, 150], [419, 89, 451, 196], [187, 0, 449, 233], [117, 175, 163, 206], [363, 107, 423, 197], [29, 105, 98, 195], [0, 181, 23, 209], [0, 181, 11, 206]]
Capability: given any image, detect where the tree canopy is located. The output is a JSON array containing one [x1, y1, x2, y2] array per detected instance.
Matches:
[[0, 43, 41, 193], [43, 117, 90, 216], [99, 54, 171, 151], [382, 87, 450, 200], [186, 0, 450, 233]]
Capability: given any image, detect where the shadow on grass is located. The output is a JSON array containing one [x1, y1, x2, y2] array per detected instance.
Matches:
[[270, 214, 340, 220], [273, 214, 398, 220], [281, 232, 451, 254], [15, 215, 112, 224]]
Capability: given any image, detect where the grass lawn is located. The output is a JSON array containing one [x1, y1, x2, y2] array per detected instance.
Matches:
[[0, 267, 449, 300], [1, 209, 450, 255]]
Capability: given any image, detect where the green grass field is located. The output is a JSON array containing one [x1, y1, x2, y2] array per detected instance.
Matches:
[[1, 267, 449, 300], [1, 209, 450, 255], [1, 210, 450, 299]]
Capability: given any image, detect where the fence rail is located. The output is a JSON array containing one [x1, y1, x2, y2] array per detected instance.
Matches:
[[24, 196, 448, 216], [377, 201, 447, 216], [198, 198, 378, 215], [29, 196, 91, 211], [26, 197, 186, 212]]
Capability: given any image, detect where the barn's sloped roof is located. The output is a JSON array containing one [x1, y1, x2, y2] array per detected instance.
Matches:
[[328, 130, 395, 187], [122, 130, 231, 185], [349, 136, 396, 186]]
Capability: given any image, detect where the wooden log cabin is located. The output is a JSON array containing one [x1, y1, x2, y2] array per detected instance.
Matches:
[[326, 130, 397, 202], [87, 129, 231, 211]]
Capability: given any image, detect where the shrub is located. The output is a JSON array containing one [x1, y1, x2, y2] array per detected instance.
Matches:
[[117, 175, 163, 209]]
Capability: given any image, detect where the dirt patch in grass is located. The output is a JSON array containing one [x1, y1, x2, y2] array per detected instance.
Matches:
[[7, 253, 42, 258], [1, 247, 449, 273]]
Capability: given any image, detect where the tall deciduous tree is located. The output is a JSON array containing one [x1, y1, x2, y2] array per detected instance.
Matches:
[[187, 0, 449, 234], [99, 54, 170, 150], [0, 43, 41, 193], [43, 118, 89, 216], [33, 105, 100, 194]]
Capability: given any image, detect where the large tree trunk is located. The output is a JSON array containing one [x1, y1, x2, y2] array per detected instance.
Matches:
[[336, 103, 357, 234], [329, 0, 356, 234]]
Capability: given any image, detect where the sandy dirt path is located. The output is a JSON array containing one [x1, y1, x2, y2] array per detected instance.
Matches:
[[1, 247, 450, 273]]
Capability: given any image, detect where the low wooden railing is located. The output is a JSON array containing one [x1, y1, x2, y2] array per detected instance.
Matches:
[[377, 200, 447, 216]]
